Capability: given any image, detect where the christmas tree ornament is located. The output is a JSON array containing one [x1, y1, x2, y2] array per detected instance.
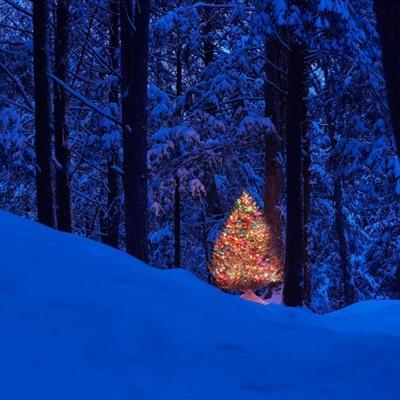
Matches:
[[209, 191, 281, 292]]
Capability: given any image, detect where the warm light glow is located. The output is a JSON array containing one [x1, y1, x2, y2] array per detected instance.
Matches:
[[210, 191, 281, 292]]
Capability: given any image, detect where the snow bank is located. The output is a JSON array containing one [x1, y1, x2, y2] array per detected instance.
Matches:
[[0, 211, 399, 399]]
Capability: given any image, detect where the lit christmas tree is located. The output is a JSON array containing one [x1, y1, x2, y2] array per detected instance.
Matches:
[[210, 191, 281, 292]]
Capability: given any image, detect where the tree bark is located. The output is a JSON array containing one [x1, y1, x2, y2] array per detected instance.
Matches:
[[104, 155, 120, 248], [333, 176, 355, 306], [325, 107, 355, 307], [283, 43, 307, 307], [302, 127, 312, 305], [373, 0, 400, 157], [54, 0, 72, 232], [201, 6, 222, 214], [201, 0, 223, 261], [120, 0, 150, 261], [174, 44, 183, 268], [102, 0, 121, 248], [264, 36, 285, 275], [174, 175, 181, 267], [33, 0, 55, 228], [323, 58, 356, 307]]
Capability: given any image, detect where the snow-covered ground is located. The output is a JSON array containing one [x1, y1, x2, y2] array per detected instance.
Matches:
[[1, 211, 399, 399]]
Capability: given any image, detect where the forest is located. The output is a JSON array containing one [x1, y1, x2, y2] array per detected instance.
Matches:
[[2, 0, 400, 312], [2, 0, 400, 398]]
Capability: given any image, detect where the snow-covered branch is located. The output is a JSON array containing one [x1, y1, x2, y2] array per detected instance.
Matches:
[[49, 73, 121, 126]]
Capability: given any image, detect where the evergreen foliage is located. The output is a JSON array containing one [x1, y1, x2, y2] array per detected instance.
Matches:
[[210, 191, 281, 292]]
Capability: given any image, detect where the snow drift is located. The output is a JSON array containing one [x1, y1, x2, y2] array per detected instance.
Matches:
[[0, 211, 399, 399]]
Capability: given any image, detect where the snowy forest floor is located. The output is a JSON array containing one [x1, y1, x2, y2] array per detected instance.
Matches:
[[0, 212, 399, 399]]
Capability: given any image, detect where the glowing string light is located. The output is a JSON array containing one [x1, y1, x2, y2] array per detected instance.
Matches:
[[210, 191, 281, 292]]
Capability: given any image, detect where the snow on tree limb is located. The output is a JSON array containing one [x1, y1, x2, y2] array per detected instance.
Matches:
[[48, 73, 122, 127]]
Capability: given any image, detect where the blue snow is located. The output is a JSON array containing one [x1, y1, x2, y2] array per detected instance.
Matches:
[[0, 211, 399, 399]]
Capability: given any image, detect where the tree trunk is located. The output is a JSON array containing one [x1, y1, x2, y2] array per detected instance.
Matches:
[[201, 204, 211, 282], [325, 106, 356, 307], [120, 0, 150, 261], [202, 0, 215, 67], [201, 8, 222, 214], [102, 0, 121, 248], [323, 57, 356, 307], [176, 44, 183, 98], [174, 175, 181, 268], [373, 0, 400, 157], [54, 0, 72, 232], [104, 155, 120, 248], [264, 36, 285, 274], [301, 50, 311, 306], [283, 43, 307, 307], [302, 127, 312, 305], [201, 1, 223, 261], [174, 44, 183, 268], [33, 0, 55, 228], [333, 176, 355, 306]]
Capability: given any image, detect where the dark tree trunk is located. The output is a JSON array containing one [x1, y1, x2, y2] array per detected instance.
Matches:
[[174, 44, 183, 268], [301, 51, 311, 305], [325, 107, 356, 307], [174, 175, 181, 268], [201, 204, 210, 281], [204, 170, 223, 220], [302, 127, 312, 305], [202, 0, 215, 67], [201, 5, 222, 215], [176, 44, 183, 98], [323, 57, 356, 307], [33, 0, 55, 228], [283, 43, 307, 307], [54, 0, 72, 232], [373, 0, 400, 157], [264, 36, 286, 273], [201, 1, 223, 262], [104, 155, 121, 248], [333, 177, 355, 306], [102, 0, 121, 248], [120, 0, 150, 261]]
